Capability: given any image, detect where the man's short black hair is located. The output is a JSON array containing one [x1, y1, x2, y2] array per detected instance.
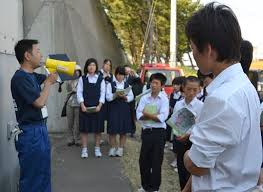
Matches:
[[84, 58, 98, 75], [183, 76, 201, 87], [115, 66, 126, 76], [240, 40, 253, 74], [14, 39, 39, 64], [150, 73, 167, 86], [185, 2, 241, 63]]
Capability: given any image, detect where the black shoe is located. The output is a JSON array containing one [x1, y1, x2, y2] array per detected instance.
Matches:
[[75, 142, 81, 147], [67, 141, 75, 146]]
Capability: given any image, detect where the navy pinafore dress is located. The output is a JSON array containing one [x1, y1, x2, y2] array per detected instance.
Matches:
[[79, 75, 104, 133], [99, 71, 113, 122], [107, 81, 132, 134]]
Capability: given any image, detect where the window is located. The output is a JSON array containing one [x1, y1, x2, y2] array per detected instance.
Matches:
[[144, 69, 181, 86]]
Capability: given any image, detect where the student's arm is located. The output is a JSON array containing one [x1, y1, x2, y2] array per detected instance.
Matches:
[[96, 79, 105, 112], [141, 112, 160, 122], [136, 97, 146, 120], [142, 96, 169, 122], [184, 96, 241, 176], [76, 77, 86, 112], [184, 151, 208, 176], [125, 88, 134, 103], [33, 73, 57, 108], [106, 83, 114, 102]]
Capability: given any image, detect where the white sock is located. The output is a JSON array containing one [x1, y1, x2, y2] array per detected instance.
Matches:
[[82, 147, 87, 152]]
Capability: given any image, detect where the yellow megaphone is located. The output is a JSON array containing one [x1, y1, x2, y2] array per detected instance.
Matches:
[[45, 58, 76, 76]]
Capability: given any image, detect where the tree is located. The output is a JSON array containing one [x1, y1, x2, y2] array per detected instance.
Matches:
[[100, 0, 201, 67]]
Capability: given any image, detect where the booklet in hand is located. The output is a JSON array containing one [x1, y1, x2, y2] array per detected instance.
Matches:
[[113, 86, 131, 99], [167, 107, 195, 136], [143, 104, 158, 124], [86, 106, 97, 114]]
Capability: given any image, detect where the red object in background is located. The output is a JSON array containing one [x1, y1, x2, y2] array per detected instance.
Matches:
[[140, 63, 184, 96]]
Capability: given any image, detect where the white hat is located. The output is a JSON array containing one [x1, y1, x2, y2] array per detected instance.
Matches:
[[75, 65, 81, 70]]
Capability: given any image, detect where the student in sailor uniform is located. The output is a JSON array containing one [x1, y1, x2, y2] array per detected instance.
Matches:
[[168, 76, 185, 169], [99, 59, 114, 124], [136, 73, 169, 192], [172, 76, 203, 190], [106, 66, 134, 157], [77, 58, 105, 158], [167, 76, 185, 142]]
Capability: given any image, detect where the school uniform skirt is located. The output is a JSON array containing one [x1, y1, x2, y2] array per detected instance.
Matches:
[[101, 101, 110, 122], [79, 110, 104, 133], [107, 99, 132, 135]]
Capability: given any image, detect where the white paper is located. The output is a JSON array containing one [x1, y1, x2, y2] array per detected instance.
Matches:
[[41, 105, 48, 118]]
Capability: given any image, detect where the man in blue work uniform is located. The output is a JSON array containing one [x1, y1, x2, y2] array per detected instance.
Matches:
[[11, 39, 57, 192]]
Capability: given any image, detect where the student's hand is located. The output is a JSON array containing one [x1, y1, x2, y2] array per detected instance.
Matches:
[[130, 69, 136, 76], [95, 105, 101, 112], [117, 92, 125, 97], [176, 134, 190, 142], [81, 103, 87, 112], [120, 95, 127, 101], [45, 73, 58, 85]]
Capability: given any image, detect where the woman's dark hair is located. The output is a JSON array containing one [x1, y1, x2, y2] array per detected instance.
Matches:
[[185, 2, 241, 63], [150, 73, 167, 86], [84, 58, 98, 75], [104, 59, 112, 64], [14, 39, 39, 64], [172, 76, 186, 85], [240, 40, 253, 74], [76, 70, 82, 78], [115, 66, 126, 76], [103, 58, 112, 70]]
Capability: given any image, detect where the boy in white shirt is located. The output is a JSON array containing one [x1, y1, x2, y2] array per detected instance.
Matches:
[[172, 76, 203, 190], [136, 73, 169, 192], [183, 3, 262, 192]]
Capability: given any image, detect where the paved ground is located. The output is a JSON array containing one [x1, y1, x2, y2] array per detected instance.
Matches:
[[50, 134, 132, 192]]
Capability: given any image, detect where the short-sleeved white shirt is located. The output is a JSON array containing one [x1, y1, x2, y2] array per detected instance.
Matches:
[[189, 63, 262, 192]]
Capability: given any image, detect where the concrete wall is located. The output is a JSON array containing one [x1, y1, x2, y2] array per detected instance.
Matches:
[[23, 0, 127, 132], [0, 0, 23, 191]]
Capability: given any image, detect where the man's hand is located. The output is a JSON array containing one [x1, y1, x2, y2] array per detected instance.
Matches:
[[176, 134, 190, 142], [33, 73, 58, 108], [45, 73, 58, 85]]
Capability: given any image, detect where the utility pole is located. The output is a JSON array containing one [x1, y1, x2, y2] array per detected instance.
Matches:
[[170, 0, 176, 67]]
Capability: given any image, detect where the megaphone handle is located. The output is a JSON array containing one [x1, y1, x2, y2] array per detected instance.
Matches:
[[58, 82, 64, 93]]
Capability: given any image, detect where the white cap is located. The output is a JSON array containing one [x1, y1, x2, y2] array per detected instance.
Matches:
[[75, 65, 81, 70]]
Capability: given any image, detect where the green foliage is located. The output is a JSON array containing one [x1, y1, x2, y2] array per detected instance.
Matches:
[[100, 0, 201, 67], [180, 66, 197, 77]]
